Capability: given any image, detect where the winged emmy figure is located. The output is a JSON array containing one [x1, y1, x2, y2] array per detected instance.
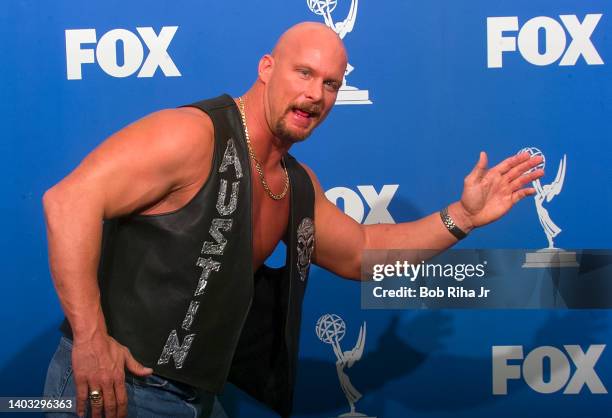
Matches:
[[533, 155, 566, 249], [331, 322, 366, 416], [316, 314, 375, 417]]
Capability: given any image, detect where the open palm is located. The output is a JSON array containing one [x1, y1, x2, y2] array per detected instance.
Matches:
[[460, 151, 544, 228]]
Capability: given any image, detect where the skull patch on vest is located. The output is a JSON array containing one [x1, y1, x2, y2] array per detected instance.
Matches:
[[297, 217, 315, 281]]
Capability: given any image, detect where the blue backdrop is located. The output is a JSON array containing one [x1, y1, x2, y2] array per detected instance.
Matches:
[[2, 1, 610, 417]]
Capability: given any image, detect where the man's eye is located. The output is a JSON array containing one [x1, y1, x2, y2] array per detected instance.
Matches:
[[325, 81, 340, 91], [298, 69, 311, 77]]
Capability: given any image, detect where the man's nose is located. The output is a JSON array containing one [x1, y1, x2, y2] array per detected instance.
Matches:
[[304, 80, 323, 103]]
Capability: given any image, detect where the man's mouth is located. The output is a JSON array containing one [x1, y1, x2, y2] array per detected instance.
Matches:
[[291, 106, 320, 120], [294, 108, 311, 118]]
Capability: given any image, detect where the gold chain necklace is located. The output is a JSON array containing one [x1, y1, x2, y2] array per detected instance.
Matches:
[[237, 96, 290, 200]]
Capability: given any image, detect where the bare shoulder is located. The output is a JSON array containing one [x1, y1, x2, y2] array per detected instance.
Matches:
[[103, 107, 214, 183], [299, 162, 323, 193], [299, 162, 315, 177], [45, 106, 217, 218], [125, 107, 213, 155]]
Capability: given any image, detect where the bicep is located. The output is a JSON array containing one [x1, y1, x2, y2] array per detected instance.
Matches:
[[302, 165, 365, 279]]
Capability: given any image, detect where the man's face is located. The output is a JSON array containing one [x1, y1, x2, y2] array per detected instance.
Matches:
[[262, 40, 347, 144]]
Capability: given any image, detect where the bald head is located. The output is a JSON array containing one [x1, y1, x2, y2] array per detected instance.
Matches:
[[272, 22, 347, 65], [249, 22, 348, 145]]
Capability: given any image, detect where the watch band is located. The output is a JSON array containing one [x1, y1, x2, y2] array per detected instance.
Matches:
[[440, 206, 468, 240]]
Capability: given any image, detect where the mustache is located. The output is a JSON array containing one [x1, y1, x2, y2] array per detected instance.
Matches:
[[289, 103, 322, 118]]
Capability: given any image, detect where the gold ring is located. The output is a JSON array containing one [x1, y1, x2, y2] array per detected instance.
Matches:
[[89, 389, 103, 406]]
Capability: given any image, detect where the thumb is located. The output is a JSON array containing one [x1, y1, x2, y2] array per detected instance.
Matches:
[[469, 151, 488, 181], [124, 350, 153, 376]]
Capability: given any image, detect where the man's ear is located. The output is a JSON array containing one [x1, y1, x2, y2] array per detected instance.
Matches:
[[258, 54, 274, 84]]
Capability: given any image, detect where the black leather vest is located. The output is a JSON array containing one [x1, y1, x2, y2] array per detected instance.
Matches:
[[61, 95, 315, 417]]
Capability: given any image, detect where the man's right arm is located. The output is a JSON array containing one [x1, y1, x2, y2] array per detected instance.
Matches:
[[42, 107, 213, 418]]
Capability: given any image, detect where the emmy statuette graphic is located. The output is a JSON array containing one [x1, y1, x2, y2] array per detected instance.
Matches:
[[316, 314, 376, 418], [306, 0, 373, 105], [520, 147, 579, 268]]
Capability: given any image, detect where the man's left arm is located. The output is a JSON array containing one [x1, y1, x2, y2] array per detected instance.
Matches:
[[303, 151, 544, 280]]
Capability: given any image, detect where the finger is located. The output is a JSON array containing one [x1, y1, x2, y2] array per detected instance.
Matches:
[[107, 369, 126, 418], [124, 349, 153, 377], [88, 383, 104, 418], [503, 155, 544, 183], [115, 378, 129, 418], [513, 187, 536, 204], [492, 152, 530, 175], [74, 375, 89, 418], [102, 378, 117, 418], [510, 169, 544, 190], [466, 151, 488, 182]]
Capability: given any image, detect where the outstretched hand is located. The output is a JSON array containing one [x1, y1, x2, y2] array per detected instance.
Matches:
[[459, 151, 544, 228]]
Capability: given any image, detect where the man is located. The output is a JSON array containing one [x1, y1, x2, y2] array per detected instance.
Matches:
[[42, 22, 543, 418]]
